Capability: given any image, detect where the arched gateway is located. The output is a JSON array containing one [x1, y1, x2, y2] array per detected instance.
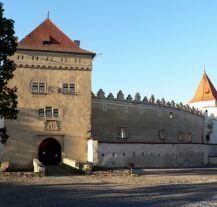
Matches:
[[38, 138, 61, 165]]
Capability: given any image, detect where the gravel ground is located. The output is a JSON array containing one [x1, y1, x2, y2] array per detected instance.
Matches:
[[1, 168, 217, 206], [1, 168, 217, 186]]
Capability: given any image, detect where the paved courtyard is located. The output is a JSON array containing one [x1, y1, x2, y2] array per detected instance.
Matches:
[[1, 167, 217, 207]]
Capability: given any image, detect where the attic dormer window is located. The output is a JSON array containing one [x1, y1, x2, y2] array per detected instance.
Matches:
[[42, 35, 60, 45], [43, 40, 52, 45], [205, 89, 210, 94]]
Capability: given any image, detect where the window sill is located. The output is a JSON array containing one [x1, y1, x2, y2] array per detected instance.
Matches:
[[32, 92, 48, 95], [62, 92, 80, 95]]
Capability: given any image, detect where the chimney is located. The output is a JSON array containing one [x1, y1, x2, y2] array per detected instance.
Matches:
[[15, 36, 18, 43], [74, 40, 80, 47]]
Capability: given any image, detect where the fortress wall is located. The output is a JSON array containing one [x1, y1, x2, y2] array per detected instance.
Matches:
[[92, 90, 204, 144], [96, 143, 217, 168], [96, 143, 208, 168]]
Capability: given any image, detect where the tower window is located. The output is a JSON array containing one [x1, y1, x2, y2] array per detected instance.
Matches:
[[39, 109, 45, 117], [63, 83, 68, 94], [32, 82, 38, 93], [46, 107, 52, 117], [39, 83, 45, 94], [69, 84, 75, 94], [53, 109, 59, 117]]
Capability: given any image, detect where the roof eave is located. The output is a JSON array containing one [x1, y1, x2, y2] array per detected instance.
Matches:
[[16, 47, 96, 58]]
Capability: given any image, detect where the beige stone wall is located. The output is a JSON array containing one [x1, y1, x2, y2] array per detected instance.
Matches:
[[3, 50, 93, 169]]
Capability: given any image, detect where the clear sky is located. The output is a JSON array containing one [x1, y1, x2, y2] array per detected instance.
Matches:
[[2, 0, 217, 103]]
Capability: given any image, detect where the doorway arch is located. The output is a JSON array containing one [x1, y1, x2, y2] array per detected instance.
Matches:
[[38, 138, 61, 165]]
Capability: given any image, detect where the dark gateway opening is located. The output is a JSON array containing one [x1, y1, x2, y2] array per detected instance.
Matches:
[[38, 138, 61, 165]]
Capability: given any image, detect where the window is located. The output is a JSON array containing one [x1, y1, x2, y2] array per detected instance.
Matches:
[[39, 83, 45, 94], [188, 132, 192, 143], [32, 82, 38, 93], [62, 83, 77, 95], [39, 109, 44, 117], [39, 107, 59, 118], [119, 127, 128, 139], [46, 107, 52, 117], [53, 109, 59, 117], [63, 84, 68, 94], [206, 134, 210, 141], [69, 84, 75, 94], [178, 131, 184, 141], [31, 81, 46, 94], [158, 129, 167, 140]]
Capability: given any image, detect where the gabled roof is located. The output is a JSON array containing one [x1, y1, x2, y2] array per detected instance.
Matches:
[[17, 19, 95, 57], [190, 72, 217, 103]]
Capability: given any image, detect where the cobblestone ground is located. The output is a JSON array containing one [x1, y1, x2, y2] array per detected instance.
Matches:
[[1, 168, 217, 206]]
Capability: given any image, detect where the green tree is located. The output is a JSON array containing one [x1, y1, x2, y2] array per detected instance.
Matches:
[[0, 2, 18, 144]]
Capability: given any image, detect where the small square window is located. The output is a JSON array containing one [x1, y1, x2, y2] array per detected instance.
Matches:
[[119, 127, 128, 139], [53, 109, 59, 117], [32, 82, 38, 93], [63, 84, 68, 94], [46, 107, 52, 117], [39, 109, 44, 117]]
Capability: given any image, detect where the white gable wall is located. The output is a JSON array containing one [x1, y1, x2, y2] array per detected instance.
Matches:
[[189, 101, 217, 144]]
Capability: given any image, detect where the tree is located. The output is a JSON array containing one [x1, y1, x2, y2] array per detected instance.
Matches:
[[0, 2, 18, 143]]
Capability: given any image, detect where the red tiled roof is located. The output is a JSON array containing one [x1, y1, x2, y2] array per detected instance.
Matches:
[[190, 72, 217, 103], [17, 19, 95, 57]]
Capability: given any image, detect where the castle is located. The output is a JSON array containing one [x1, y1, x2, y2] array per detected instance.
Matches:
[[1, 19, 217, 169]]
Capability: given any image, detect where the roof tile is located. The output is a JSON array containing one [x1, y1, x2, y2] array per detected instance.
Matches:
[[190, 72, 217, 103], [17, 19, 95, 56]]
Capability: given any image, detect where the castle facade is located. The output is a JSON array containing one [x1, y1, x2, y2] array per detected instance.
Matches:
[[1, 19, 217, 169]]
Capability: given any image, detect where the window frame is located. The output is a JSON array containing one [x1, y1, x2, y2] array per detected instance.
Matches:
[[62, 83, 69, 94], [39, 82, 46, 94], [119, 127, 128, 139], [32, 82, 39, 94], [53, 109, 59, 117], [45, 107, 52, 117], [39, 109, 45, 117]]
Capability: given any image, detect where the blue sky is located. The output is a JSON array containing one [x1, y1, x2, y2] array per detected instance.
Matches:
[[3, 0, 217, 103]]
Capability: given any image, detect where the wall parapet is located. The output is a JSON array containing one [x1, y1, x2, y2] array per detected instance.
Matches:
[[92, 89, 203, 117]]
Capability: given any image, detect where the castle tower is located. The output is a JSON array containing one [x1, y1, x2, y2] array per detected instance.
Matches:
[[189, 72, 217, 143], [3, 19, 95, 168], [190, 72, 217, 107]]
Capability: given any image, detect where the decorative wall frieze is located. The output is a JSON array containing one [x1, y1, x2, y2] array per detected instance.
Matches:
[[16, 63, 91, 71]]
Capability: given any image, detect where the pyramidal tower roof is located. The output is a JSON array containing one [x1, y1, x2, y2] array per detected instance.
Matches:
[[190, 72, 217, 103], [17, 18, 95, 57]]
